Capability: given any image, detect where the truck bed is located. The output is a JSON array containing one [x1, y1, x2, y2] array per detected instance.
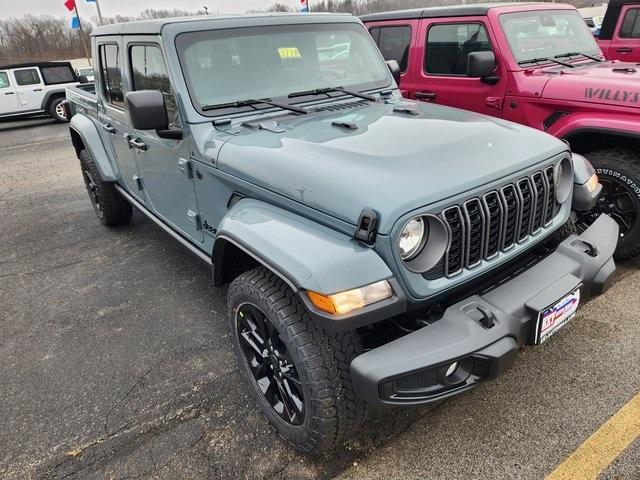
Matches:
[[66, 83, 98, 117]]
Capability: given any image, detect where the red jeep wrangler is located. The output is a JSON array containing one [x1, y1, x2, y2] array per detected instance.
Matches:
[[363, 2, 640, 258], [598, 0, 640, 62]]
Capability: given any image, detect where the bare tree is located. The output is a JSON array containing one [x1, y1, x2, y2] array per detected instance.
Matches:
[[0, 9, 204, 64], [247, 3, 294, 13], [0, 15, 91, 63]]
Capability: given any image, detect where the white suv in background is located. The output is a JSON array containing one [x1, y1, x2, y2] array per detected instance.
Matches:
[[0, 61, 80, 122]]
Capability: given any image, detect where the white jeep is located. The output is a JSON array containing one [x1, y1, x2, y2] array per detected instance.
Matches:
[[0, 61, 80, 122]]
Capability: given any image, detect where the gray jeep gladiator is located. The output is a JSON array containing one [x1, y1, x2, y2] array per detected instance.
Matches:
[[65, 13, 618, 452]]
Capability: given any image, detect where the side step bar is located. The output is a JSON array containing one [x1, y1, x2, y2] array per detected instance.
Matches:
[[114, 184, 212, 265]]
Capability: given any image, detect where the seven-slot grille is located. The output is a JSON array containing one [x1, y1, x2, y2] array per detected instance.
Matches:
[[438, 166, 558, 278]]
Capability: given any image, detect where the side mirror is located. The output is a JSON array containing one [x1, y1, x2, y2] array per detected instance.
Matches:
[[125, 90, 183, 140], [467, 51, 500, 85], [386, 60, 401, 86], [126, 90, 169, 131]]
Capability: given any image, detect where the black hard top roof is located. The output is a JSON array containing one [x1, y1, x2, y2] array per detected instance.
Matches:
[[605, 0, 640, 7], [92, 12, 351, 36], [360, 3, 540, 21], [0, 60, 74, 70], [600, 0, 640, 39]]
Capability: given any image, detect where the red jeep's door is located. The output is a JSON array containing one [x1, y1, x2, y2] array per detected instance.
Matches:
[[607, 5, 640, 62], [407, 17, 507, 117]]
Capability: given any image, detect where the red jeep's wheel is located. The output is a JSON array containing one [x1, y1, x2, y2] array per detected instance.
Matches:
[[579, 149, 640, 260]]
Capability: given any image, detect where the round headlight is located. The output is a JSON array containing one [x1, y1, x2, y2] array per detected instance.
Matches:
[[399, 217, 426, 260], [555, 156, 573, 204]]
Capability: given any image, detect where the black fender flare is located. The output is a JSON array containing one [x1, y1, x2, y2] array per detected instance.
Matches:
[[40, 88, 67, 111]]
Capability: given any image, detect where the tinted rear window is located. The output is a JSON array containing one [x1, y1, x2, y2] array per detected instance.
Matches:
[[41, 65, 76, 84], [99, 44, 124, 108], [14, 69, 40, 86]]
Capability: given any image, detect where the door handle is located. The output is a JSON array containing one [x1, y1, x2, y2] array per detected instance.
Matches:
[[616, 47, 632, 53], [33, 88, 43, 92], [128, 137, 147, 151], [415, 91, 437, 101], [486, 97, 503, 109], [101, 123, 115, 134], [4, 92, 15, 95]]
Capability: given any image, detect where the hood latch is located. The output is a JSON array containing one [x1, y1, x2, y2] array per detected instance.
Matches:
[[354, 208, 379, 245]]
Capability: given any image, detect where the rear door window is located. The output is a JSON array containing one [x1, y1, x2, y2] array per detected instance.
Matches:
[[369, 25, 412, 72], [620, 8, 640, 38], [99, 44, 125, 108], [41, 65, 76, 84], [425, 23, 492, 76], [14, 68, 41, 86], [0, 72, 10, 88]]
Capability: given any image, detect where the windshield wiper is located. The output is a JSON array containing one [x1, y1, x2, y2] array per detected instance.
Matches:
[[555, 51, 603, 62], [202, 98, 307, 114], [518, 57, 575, 68], [288, 86, 377, 102]]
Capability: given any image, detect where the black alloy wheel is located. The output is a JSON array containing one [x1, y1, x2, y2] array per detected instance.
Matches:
[[82, 167, 103, 218], [228, 267, 367, 452], [580, 148, 640, 259], [78, 149, 132, 226], [235, 302, 305, 426]]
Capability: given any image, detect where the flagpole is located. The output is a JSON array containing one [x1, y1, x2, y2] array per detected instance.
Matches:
[[73, 3, 92, 65], [94, 0, 104, 26]]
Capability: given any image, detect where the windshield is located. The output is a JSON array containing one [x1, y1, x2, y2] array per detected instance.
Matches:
[[500, 10, 601, 64], [176, 22, 391, 114]]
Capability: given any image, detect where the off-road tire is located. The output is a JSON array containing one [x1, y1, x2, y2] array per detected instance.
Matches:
[[227, 267, 368, 453], [48, 96, 68, 123], [79, 149, 132, 226], [583, 149, 640, 260]]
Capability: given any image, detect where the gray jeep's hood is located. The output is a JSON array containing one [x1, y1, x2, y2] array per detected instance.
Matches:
[[217, 101, 567, 234]]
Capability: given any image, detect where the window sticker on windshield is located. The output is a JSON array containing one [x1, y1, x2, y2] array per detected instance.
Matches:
[[278, 47, 302, 59]]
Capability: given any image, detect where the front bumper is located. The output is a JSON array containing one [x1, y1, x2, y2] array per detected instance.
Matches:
[[350, 214, 619, 406]]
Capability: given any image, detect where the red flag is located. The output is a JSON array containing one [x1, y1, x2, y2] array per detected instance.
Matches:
[[64, 0, 75, 12]]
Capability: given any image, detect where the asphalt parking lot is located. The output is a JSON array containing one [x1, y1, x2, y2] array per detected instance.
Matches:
[[1, 118, 639, 480]]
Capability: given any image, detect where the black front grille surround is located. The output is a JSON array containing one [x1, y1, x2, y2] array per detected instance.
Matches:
[[428, 165, 560, 279]]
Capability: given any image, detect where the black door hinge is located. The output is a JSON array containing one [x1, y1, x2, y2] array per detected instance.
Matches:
[[132, 175, 144, 191], [355, 208, 378, 245], [177, 158, 193, 179], [187, 210, 201, 230]]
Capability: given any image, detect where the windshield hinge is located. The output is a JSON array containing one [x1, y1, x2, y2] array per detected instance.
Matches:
[[354, 208, 378, 245], [241, 120, 285, 133]]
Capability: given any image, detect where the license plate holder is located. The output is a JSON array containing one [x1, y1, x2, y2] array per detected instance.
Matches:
[[533, 287, 581, 345]]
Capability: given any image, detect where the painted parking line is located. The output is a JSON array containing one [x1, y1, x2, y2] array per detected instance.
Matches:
[[546, 392, 640, 480], [2, 137, 67, 151]]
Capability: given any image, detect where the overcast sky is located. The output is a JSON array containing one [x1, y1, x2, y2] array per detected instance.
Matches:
[[1, 0, 303, 20]]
